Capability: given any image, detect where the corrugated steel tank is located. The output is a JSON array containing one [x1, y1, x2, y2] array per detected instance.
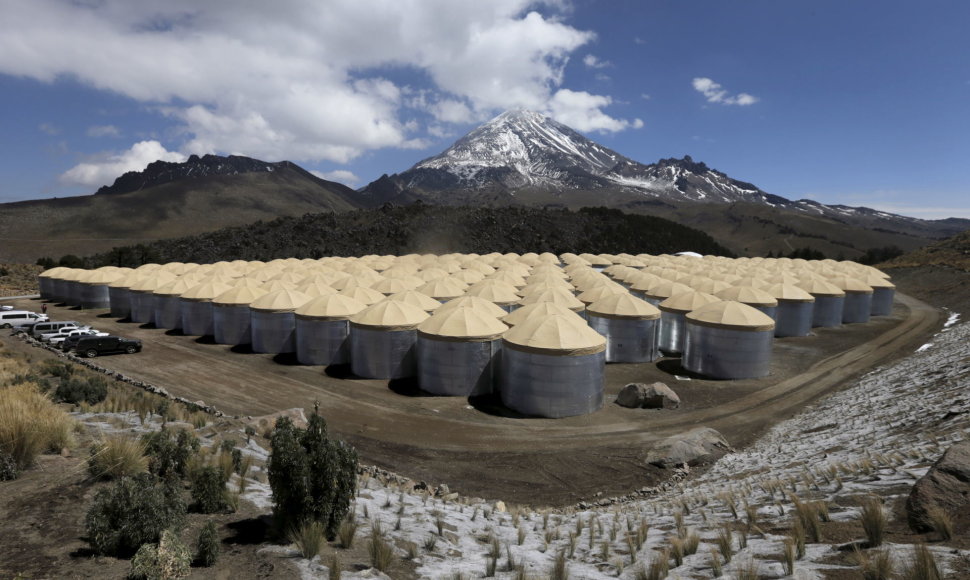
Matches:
[[294, 294, 367, 365], [349, 300, 429, 379], [249, 289, 312, 354], [682, 301, 775, 380], [585, 293, 662, 363], [415, 307, 507, 397]]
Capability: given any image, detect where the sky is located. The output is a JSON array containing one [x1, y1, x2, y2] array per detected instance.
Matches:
[[1, 0, 968, 219]]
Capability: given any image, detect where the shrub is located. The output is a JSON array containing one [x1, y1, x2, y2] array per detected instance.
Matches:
[[926, 506, 953, 542], [129, 529, 191, 580], [191, 466, 231, 514], [290, 520, 326, 559], [0, 382, 75, 470], [368, 523, 395, 572], [267, 404, 359, 538], [84, 473, 186, 557], [143, 427, 200, 480], [54, 376, 107, 405], [853, 546, 893, 580], [0, 450, 18, 481], [900, 543, 942, 580], [860, 496, 887, 548], [195, 521, 219, 567], [88, 436, 148, 480], [337, 514, 358, 549]]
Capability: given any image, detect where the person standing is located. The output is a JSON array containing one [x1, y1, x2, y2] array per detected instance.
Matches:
[[41, 303, 47, 314]]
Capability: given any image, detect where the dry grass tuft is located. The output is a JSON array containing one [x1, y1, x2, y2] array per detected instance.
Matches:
[[290, 520, 326, 559], [860, 496, 887, 548], [87, 435, 148, 480], [926, 506, 953, 542], [853, 545, 894, 580], [0, 382, 75, 469], [900, 543, 943, 580]]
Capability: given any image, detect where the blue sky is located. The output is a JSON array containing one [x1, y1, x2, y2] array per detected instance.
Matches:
[[1, 0, 968, 219]]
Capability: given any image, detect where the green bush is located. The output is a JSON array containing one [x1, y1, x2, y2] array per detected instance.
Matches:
[[0, 450, 18, 481], [191, 466, 231, 514], [129, 529, 191, 580], [143, 428, 200, 479], [84, 473, 186, 557], [195, 521, 219, 568], [54, 376, 108, 405], [268, 404, 358, 538]]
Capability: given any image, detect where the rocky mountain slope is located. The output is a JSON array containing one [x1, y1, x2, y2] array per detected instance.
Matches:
[[0, 155, 359, 263]]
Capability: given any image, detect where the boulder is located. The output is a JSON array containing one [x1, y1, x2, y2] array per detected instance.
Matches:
[[906, 440, 970, 534], [245, 408, 308, 434], [616, 382, 680, 409], [646, 427, 731, 468]]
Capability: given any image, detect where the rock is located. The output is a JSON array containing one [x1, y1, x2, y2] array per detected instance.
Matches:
[[616, 382, 680, 409], [245, 408, 308, 433], [443, 493, 459, 502], [435, 483, 450, 497], [645, 427, 731, 468], [906, 440, 970, 534], [494, 500, 507, 513]]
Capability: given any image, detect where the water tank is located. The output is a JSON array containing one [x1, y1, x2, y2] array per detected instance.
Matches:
[[61, 269, 86, 306], [128, 272, 177, 325], [416, 307, 508, 397], [37, 267, 67, 301], [827, 276, 873, 324], [764, 283, 815, 338], [179, 280, 234, 336], [499, 312, 606, 418], [798, 278, 845, 328], [864, 274, 896, 316], [714, 285, 779, 320], [79, 268, 123, 309], [249, 288, 312, 354], [107, 271, 146, 319], [212, 285, 268, 345], [294, 294, 368, 365], [349, 300, 429, 379], [465, 280, 521, 312], [639, 280, 692, 306], [683, 301, 775, 380], [657, 290, 721, 355], [586, 293, 662, 363], [152, 277, 198, 330]]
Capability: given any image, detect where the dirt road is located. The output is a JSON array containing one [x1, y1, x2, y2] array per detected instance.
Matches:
[[1, 293, 939, 506]]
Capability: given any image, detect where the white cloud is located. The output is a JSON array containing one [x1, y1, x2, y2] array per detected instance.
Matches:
[[86, 125, 121, 138], [692, 77, 759, 106], [0, 1, 637, 166], [311, 169, 360, 186], [60, 140, 186, 187], [583, 54, 610, 69], [39, 123, 59, 135], [545, 89, 642, 133]]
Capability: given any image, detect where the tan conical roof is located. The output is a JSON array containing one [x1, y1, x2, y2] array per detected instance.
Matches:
[[764, 283, 815, 303], [659, 290, 722, 314], [416, 277, 467, 300], [38, 266, 69, 279], [826, 275, 874, 294], [465, 281, 521, 304], [433, 295, 509, 319], [81, 268, 124, 285], [129, 271, 178, 292], [688, 277, 732, 295], [339, 286, 389, 305], [518, 280, 573, 297], [501, 302, 575, 326], [714, 285, 779, 307], [576, 284, 628, 306], [797, 277, 845, 297], [295, 293, 368, 320], [259, 279, 297, 293], [862, 273, 896, 289], [686, 301, 776, 332], [249, 288, 312, 312], [212, 285, 269, 306], [371, 277, 418, 295], [386, 289, 443, 312], [153, 277, 200, 297], [417, 307, 508, 341], [517, 287, 585, 312], [503, 313, 606, 355], [350, 299, 429, 330], [587, 293, 661, 319], [180, 280, 235, 302], [642, 280, 692, 301], [108, 271, 147, 289], [295, 280, 339, 297]]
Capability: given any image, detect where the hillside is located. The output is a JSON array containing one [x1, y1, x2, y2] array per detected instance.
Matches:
[[82, 204, 733, 266], [882, 228, 970, 271], [0, 154, 359, 263]]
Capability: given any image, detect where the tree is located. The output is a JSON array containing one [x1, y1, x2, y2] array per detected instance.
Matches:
[[267, 404, 358, 539], [84, 473, 186, 557]]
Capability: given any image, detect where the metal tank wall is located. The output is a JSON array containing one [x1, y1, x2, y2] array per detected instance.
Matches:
[[751, 304, 778, 321], [153, 295, 183, 330], [65, 280, 83, 306], [180, 300, 215, 336], [108, 287, 132, 319], [129, 291, 156, 324], [38, 277, 53, 300], [499, 347, 605, 418], [80, 284, 111, 309], [682, 323, 773, 379], [350, 326, 418, 379], [812, 295, 844, 328], [657, 311, 687, 355], [251, 310, 297, 354], [213, 304, 253, 345], [416, 336, 501, 397], [842, 293, 873, 324], [871, 287, 894, 316], [774, 300, 814, 337], [52, 278, 70, 304], [295, 318, 352, 365], [587, 315, 659, 362]]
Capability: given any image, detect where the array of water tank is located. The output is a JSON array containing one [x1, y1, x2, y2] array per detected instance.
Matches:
[[38, 252, 896, 418]]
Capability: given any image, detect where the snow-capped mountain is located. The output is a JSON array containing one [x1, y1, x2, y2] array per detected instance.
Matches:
[[358, 109, 781, 205]]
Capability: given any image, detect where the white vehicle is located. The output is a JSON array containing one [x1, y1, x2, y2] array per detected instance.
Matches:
[[50, 328, 108, 348], [40, 325, 91, 342], [0, 310, 48, 329], [31, 320, 79, 339]]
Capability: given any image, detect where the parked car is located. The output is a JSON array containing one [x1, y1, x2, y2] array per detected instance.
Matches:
[[0, 310, 48, 329], [40, 325, 91, 342], [50, 328, 108, 348], [31, 320, 79, 339], [75, 336, 142, 357]]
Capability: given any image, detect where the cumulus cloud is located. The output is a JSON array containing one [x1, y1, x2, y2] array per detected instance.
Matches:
[[583, 54, 610, 69], [545, 89, 643, 132], [311, 169, 360, 186], [1, 1, 638, 168], [86, 125, 121, 138], [692, 77, 759, 106], [60, 140, 186, 187]]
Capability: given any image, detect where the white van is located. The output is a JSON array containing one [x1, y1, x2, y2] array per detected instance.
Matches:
[[30, 320, 79, 338], [0, 310, 48, 328]]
